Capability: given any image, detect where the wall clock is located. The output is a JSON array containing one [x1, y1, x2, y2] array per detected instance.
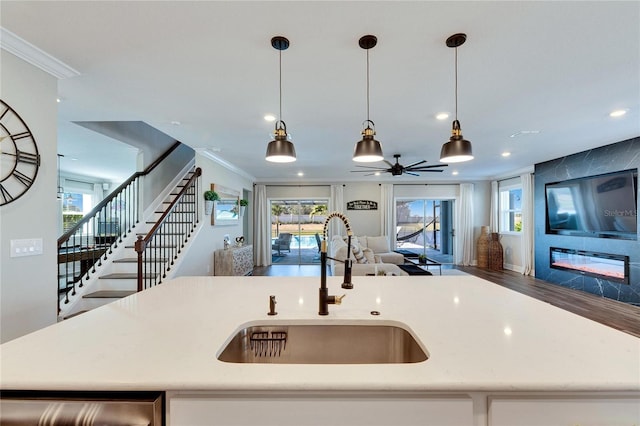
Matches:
[[0, 99, 41, 206]]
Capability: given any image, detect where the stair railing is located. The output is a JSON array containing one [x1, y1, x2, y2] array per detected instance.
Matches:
[[134, 167, 201, 291], [57, 142, 182, 313]]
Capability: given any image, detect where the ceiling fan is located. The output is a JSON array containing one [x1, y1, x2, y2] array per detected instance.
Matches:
[[351, 154, 448, 177]]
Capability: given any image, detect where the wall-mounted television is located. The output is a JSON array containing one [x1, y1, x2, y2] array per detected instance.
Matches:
[[545, 169, 638, 240]]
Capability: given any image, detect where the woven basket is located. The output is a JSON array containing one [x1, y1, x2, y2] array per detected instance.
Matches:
[[477, 225, 490, 268], [488, 232, 503, 270]]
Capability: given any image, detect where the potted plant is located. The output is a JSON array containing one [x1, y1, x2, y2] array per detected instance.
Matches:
[[239, 198, 248, 216], [418, 254, 427, 265], [204, 190, 219, 215]]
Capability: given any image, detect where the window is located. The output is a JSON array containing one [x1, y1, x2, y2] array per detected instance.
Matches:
[[499, 185, 522, 233], [62, 192, 92, 232]]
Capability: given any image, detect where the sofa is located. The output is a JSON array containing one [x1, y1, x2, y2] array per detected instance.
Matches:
[[329, 235, 407, 276]]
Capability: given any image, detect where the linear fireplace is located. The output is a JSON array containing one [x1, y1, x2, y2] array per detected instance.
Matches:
[[550, 247, 629, 284]]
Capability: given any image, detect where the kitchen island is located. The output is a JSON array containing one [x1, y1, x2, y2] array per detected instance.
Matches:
[[1, 275, 639, 425]]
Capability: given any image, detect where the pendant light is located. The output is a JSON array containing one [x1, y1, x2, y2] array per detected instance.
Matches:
[[266, 36, 296, 163], [57, 153, 64, 199], [353, 35, 384, 163], [440, 33, 474, 163]]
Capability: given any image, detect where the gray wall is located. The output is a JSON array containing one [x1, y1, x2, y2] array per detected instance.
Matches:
[[1, 51, 59, 342], [534, 137, 640, 305]]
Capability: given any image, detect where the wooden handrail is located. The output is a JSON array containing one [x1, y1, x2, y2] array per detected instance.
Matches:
[[57, 142, 181, 247], [135, 167, 201, 291], [57, 141, 186, 313]]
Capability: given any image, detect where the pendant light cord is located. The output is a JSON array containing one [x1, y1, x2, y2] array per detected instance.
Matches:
[[366, 48, 370, 122], [279, 49, 283, 122], [454, 46, 458, 121]]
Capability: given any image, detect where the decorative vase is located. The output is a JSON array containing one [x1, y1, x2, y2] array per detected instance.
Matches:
[[477, 225, 490, 268], [239, 206, 246, 217], [488, 232, 503, 271]]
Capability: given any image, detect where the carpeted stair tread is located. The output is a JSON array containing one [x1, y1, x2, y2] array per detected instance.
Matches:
[[83, 290, 136, 299]]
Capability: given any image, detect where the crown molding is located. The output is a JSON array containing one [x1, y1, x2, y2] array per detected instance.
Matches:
[[0, 27, 80, 79], [195, 148, 256, 182]]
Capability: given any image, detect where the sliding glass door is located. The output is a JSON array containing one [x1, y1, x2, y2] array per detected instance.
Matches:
[[270, 198, 328, 265], [395, 198, 454, 264]]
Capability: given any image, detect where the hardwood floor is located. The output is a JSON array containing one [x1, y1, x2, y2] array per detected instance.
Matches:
[[253, 264, 640, 338]]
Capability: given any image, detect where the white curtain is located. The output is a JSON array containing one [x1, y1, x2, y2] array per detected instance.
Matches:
[[520, 173, 535, 275], [489, 180, 499, 232], [92, 183, 104, 206], [455, 183, 474, 265], [328, 185, 344, 239], [254, 184, 271, 266], [380, 184, 394, 239]]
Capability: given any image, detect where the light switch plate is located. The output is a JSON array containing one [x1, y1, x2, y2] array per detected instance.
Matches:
[[10, 238, 43, 257]]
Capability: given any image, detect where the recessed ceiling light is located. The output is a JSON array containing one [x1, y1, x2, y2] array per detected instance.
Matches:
[[170, 120, 181, 126], [264, 114, 276, 122], [374, 172, 381, 176], [435, 112, 449, 120], [502, 152, 511, 157], [297, 172, 304, 177], [452, 171, 459, 176], [56, 98, 61, 103], [609, 109, 627, 117]]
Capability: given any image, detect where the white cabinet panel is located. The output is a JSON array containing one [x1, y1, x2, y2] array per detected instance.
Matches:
[[489, 396, 640, 426], [169, 394, 473, 426]]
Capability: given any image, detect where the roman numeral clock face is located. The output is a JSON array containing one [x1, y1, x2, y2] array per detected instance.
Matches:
[[0, 100, 41, 206]]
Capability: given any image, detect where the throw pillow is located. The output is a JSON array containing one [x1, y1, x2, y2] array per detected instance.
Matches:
[[366, 236, 390, 253], [362, 248, 375, 264], [351, 243, 368, 264]]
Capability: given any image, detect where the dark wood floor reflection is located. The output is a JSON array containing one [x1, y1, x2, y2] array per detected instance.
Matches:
[[253, 265, 640, 338]]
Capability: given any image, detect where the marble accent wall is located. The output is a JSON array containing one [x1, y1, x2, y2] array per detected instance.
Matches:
[[534, 137, 640, 305]]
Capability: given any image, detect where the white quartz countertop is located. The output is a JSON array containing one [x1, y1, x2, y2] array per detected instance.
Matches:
[[1, 275, 639, 392]]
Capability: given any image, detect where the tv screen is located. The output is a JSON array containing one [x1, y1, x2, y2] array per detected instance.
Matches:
[[545, 169, 638, 240]]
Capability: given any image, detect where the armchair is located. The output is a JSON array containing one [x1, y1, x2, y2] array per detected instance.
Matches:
[[272, 233, 292, 255]]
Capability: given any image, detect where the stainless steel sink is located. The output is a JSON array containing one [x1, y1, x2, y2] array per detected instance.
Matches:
[[217, 323, 428, 364]]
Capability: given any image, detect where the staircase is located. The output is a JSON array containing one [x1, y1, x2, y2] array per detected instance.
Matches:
[[57, 143, 201, 320]]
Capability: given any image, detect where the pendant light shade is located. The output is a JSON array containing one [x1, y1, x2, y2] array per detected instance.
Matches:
[[353, 35, 384, 163], [353, 120, 383, 162], [266, 121, 296, 163], [440, 33, 473, 164], [266, 36, 296, 163], [440, 120, 473, 163]]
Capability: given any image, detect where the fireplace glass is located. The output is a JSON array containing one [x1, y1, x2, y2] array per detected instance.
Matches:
[[550, 247, 629, 284]]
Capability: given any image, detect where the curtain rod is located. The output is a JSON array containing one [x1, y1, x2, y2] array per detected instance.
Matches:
[[254, 184, 332, 187], [496, 172, 534, 183], [388, 183, 463, 186]]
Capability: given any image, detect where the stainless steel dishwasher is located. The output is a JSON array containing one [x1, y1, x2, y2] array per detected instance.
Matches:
[[0, 391, 163, 425]]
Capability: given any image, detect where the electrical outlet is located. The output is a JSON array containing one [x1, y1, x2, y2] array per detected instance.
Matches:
[[10, 238, 43, 257]]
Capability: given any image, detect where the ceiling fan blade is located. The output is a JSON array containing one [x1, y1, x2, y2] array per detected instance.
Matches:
[[415, 169, 445, 172], [405, 172, 421, 177], [351, 170, 382, 173], [383, 160, 394, 167], [353, 165, 388, 170], [409, 164, 449, 170], [404, 160, 427, 168]]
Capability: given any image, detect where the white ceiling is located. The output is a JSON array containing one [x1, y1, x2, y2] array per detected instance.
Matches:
[[2, 1, 639, 183]]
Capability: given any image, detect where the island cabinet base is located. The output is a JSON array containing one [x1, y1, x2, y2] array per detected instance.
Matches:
[[167, 392, 474, 426], [167, 391, 640, 426], [488, 394, 640, 426]]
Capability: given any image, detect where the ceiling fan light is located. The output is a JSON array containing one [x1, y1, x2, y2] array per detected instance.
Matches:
[[353, 137, 384, 162], [440, 136, 473, 163]]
